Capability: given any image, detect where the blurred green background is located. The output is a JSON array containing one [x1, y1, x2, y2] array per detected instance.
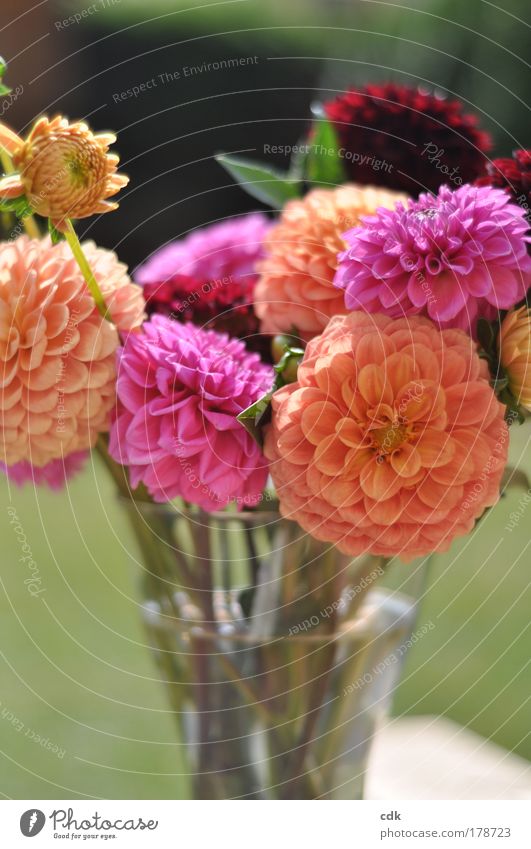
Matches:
[[1, 0, 530, 799], [1, 427, 529, 799]]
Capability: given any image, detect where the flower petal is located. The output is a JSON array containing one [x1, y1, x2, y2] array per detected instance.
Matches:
[[360, 457, 403, 499]]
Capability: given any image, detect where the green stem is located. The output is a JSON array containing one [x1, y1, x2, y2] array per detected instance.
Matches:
[[346, 555, 390, 619], [21, 212, 41, 240], [64, 219, 109, 319], [97, 435, 281, 729], [0, 148, 13, 174], [283, 620, 339, 793]]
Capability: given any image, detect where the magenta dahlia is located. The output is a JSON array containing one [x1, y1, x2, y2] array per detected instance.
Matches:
[[1, 451, 88, 491], [476, 149, 531, 223], [135, 214, 271, 352], [324, 83, 492, 194], [334, 184, 531, 335], [109, 316, 274, 508]]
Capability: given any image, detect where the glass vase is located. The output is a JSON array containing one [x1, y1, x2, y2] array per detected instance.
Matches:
[[121, 497, 425, 800]]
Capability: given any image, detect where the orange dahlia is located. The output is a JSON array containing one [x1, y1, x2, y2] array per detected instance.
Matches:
[[0, 116, 128, 229], [0, 236, 144, 468], [499, 306, 531, 411], [254, 184, 407, 341], [264, 312, 508, 561]]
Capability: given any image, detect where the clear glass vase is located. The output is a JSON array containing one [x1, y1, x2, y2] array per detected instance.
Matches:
[[121, 497, 424, 800]]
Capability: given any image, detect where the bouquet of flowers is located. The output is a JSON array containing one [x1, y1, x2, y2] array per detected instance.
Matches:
[[1, 63, 529, 798]]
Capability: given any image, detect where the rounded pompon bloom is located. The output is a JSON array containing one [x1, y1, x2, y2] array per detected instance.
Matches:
[[109, 316, 274, 508], [254, 184, 407, 342], [0, 236, 140, 468], [499, 306, 531, 411], [324, 83, 492, 194], [135, 214, 271, 350], [1, 450, 88, 491], [335, 184, 531, 337], [264, 312, 509, 561], [0, 116, 128, 229], [476, 149, 531, 223]]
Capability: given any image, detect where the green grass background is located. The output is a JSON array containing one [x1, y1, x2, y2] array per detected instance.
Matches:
[[0, 424, 529, 799]]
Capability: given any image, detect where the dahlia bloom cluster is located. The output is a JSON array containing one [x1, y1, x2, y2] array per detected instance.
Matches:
[[109, 315, 273, 508], [324, 83, 492, 194], [2, 84, 527, 565], [265, 312, 508, 561], [334, 184, 531, 336], [0, 236, 144, 469], [135, 214, 270, 349], [254, 184, 407, 341]]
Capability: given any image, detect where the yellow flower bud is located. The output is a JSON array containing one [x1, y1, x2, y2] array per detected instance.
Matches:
[[499, 306, 531, 411], [0, 115, 128, 228]]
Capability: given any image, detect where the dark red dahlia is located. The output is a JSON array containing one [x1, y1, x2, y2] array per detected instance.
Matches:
[[141, 272, 260, 340], [475, 149, 531, 222], [324, 82, 492, 195], [135, 214, 272, 357]]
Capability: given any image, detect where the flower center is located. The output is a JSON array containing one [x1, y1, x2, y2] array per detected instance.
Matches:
[[66, 153, 90, 188], [412, 208, 439, 220], [371, 422, 407, 455], [407, 207, 445, 237]]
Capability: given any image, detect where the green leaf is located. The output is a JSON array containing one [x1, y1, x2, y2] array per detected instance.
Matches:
[[237, 387, 275, 446], [476, 317, 497, 357], [216, 154, 301, 208], [306, 118, 347, 187], [273, 346, 304, 384], [237, 347, 304, 447], [48, 218, 66, 244], [491, 375, 509, 393], [0, 56, 10, 95], [0, 195, 32, 219], [499, 387, 527, 425]]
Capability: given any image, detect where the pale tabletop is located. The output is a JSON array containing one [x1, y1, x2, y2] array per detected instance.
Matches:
[[366, 715, 531, 800]]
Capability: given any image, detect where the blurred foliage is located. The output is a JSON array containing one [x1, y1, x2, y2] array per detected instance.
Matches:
[[81, 0, 530, 149]]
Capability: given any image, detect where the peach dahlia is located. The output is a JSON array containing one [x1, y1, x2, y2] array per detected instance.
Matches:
[[0, 236, 144, 468], [264, 312, 509, 560], [254, 184, 407, 341]]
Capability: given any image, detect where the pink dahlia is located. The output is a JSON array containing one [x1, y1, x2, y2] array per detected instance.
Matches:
[[1, 450, 88, 491], [265, 312, 508, 561], [334, 184, 531, 336], [0, 236, 142, 468], [135, 214, 270, 351], [109, 315, 274, 508]]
